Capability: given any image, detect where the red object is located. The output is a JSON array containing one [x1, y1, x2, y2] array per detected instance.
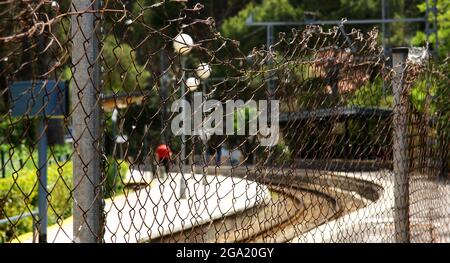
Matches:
[[156, 144, 172, 159]]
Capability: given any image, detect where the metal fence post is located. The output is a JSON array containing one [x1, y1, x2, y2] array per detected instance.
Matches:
[[71, 0, 103, 243], [179, 56, 187, 199], [391, 47, 410, 243], [37, 119, 48, 243]]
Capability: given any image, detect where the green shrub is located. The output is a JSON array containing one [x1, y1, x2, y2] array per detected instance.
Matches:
[[0, 157, 130, 242], [273, 142, 293, 166], [104, 159, 130, 198], [0, 166, 37, 242], [47, 161, 73, 225], [0, 162, 72, 242], [1, 144, 73, 179], [49, 144, 72, 161], [347, 77, 392, 108]]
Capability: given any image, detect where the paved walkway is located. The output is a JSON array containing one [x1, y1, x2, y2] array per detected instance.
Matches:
[[18, 172, 270, 243]]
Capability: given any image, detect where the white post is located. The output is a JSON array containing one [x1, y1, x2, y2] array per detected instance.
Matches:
[[71, 0, 103, 243]]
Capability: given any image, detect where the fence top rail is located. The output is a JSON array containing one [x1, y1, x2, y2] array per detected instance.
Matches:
[[280, 106, 393, 122]]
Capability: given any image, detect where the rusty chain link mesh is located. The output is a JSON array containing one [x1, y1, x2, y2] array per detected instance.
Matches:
[[0, 1, 449, 243]]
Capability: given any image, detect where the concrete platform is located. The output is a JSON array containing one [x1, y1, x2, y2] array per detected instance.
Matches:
[[124, 167, 153, 185], [291, 171, 450, 243], [17, 172, 271, 243]]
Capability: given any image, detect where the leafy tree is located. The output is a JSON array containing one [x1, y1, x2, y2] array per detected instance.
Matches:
[[347, 77, 392, 108], [221, 0, 304, 52], [102, 36, 151, 93], [412, 0, 450, 57]]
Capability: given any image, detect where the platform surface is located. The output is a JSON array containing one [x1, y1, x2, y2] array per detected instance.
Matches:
[[18, 172, 270, 243], [291, 171, 450, 243]]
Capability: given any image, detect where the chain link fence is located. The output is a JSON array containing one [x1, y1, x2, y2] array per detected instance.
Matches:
[[0, 1, 449, 243]]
